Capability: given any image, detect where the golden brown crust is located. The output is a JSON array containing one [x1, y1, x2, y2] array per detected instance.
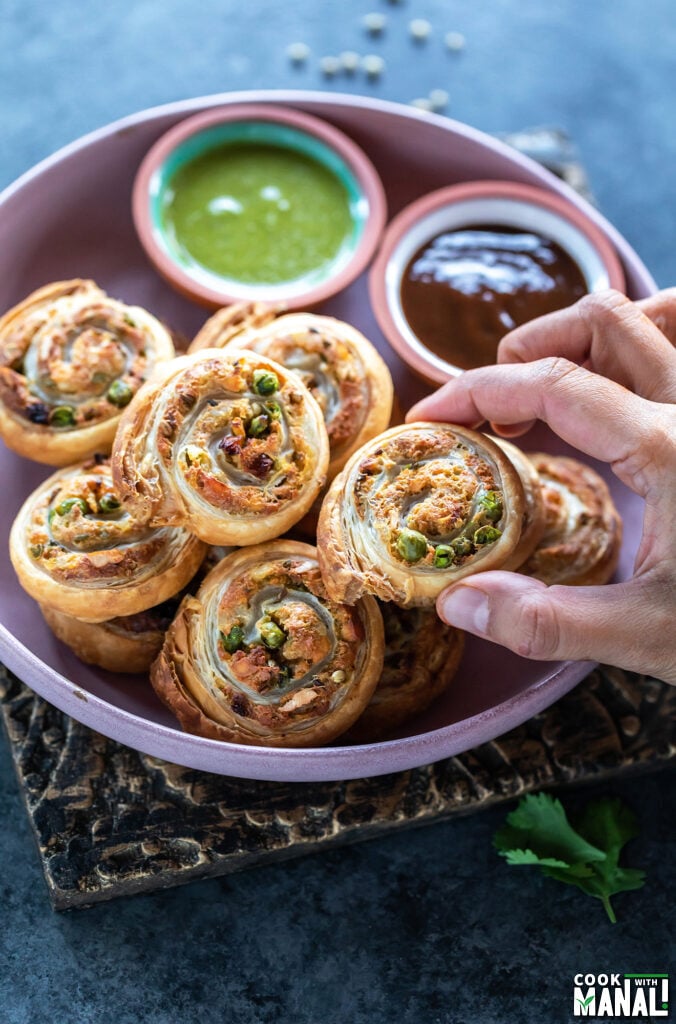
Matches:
[[0, 279, 175, 465], [10, 457, 206, 622], [190, 309, 394, 480], [343, 604, 465, 743], [190, 301, 284, 350], [40, 600, 179, 674], [489, 436, 546, 570], [317, 422, 527, 607], [150, 541, 385, 748], [520, 453, 622, 585], [111, 348, 330, 545]]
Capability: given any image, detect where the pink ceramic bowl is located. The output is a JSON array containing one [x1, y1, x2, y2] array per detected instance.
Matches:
[[0, 91, 654, 781], [132, 103, 387, 310], [369, 179, 626, 386]]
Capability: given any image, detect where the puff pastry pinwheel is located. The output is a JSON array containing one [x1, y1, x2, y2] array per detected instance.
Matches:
[[10, 457, 206, 622], [190, 304, 394, 479], [189, 300, 283, 347], [317, 422, 527, 606], [490, 436, 546, 571], [40, 593, 184, 674], [0, 279, 174, 465], [520, 453, 622, 585], [112, 348, 330, 545], [345, 604, 465, 743], [151, 541, 385, 747]]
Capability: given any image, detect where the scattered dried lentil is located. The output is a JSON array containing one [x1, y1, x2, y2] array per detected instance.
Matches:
[[362, 53, 385, 78], [340, 50, 360, 73], [286, 42, 310, 65], [429, 88, 449, 111], [319, 55, 341, 77], [409, 18, 431, 41], [411, 97, 433, 111], [445, 30, 466, 51], [363, 12, 387, 34]]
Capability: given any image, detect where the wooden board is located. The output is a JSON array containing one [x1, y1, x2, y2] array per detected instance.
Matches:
[[1, 664, 673, 910]]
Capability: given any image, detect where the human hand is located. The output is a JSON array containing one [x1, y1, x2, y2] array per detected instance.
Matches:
[[407, 290, 676, 685]]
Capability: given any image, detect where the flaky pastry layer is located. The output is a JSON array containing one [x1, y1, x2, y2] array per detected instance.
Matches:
[[40, 595, 183, 674], [10, 457, 205, 621], [344, 603, 465, 743], [520, 453, 622, 585], [151, 541, 385, 747], [112, 348, 330, 545], [317, 422, 527, 606], [190, 304, 394, 480], [0, 279, 174, 465]]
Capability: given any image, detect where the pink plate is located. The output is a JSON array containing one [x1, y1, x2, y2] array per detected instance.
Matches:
[[0, 91, 655, 782]]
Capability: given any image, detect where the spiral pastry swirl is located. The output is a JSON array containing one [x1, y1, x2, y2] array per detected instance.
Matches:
[[344, 603, 465, 743], [520, 453, 622, 585], [0, 279, 175, 465], [112, 348, 330, 545], [317, 423, 526, 606], [190, 304, 394, 479], [10, 457, 206, 622], [151, 541, 385, 747], [489, 436, 546, 571]]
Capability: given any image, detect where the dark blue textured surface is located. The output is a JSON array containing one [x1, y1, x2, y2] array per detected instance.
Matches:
[[1, 2, 674, 1021]]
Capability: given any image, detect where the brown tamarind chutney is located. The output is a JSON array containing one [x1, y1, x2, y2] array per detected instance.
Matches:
[[400, 225, 588, 369]]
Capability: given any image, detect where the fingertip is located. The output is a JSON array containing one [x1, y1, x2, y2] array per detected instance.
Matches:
[[436, 573, 549, 642], [489, 420, 535, 438], [496, 338, 526, 365], [437, 583, 490, 635]]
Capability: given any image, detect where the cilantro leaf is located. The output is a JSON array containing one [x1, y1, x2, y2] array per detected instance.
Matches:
[[571, 799, 646, 923], [493, 793, 646, 923], [498, 848, 573, 869], [575, 798, 639, 864], [493, 793, 606, 866]]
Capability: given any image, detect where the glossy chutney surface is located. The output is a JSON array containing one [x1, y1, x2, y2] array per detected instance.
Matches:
[[161, 142, 355, 286], [400, 224, 588, 369]]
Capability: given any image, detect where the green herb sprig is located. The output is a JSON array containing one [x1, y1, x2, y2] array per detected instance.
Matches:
[[493, 793, 645, 923]]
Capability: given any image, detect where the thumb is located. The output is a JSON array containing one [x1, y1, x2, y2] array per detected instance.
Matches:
[[436, 572, 661, 676]]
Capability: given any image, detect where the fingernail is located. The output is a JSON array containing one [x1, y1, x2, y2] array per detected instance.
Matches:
[[438, 586, 490, 635]]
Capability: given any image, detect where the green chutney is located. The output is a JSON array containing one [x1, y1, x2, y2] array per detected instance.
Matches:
[[162, 143, 355, 286]]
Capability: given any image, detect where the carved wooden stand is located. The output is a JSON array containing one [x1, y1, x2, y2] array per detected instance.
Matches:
[[1, 665, 673, 910]]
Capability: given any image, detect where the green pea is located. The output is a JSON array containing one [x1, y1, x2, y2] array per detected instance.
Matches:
[[50, 406, 76, 428], [29, 544, 44, 559], [474, 525, 502, 546], [246, 413, 270, 438], [54, 497, 90, 518], [266, 401, 282, 420], [221, 626, 244, 653], [252, 369, 279, 396], [433, 544, 454, 568], [396, 528, 428, 563], [98, 492, 121, 513], [259, 619, 286, 649], [106, 380, 134, 408], [479, 490, 503, 523], [451, 536, 473, 558]]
